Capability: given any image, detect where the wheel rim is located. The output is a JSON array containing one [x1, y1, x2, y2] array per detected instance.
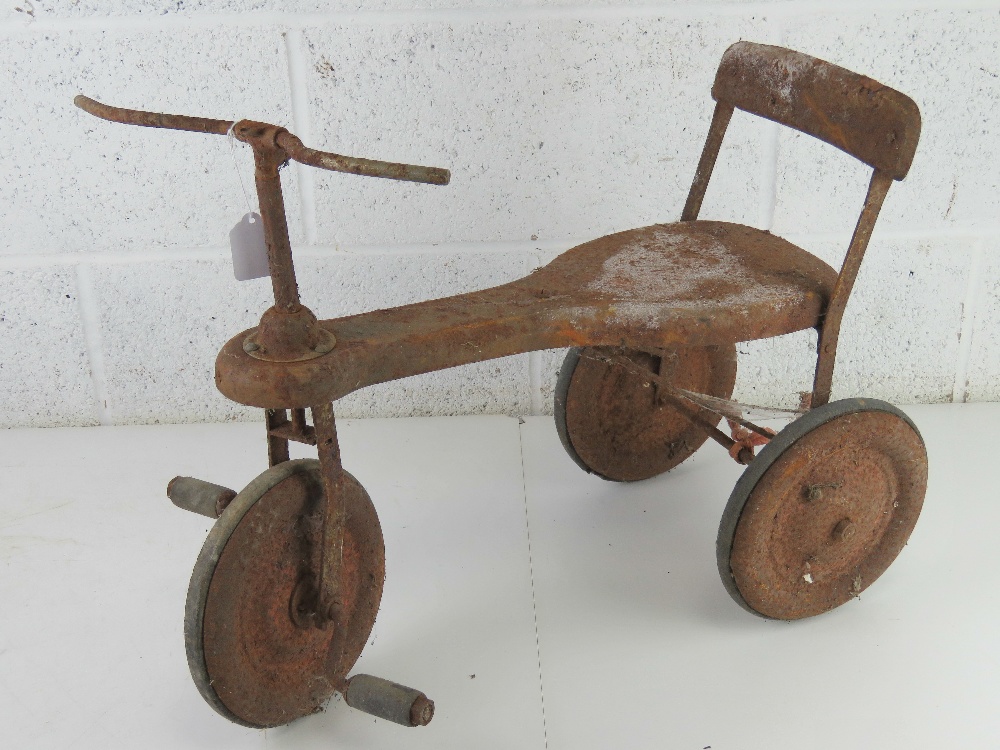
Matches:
[[717, 399, 927, 620], [185, 459, 385, 727], [555, 345, 737, 482]]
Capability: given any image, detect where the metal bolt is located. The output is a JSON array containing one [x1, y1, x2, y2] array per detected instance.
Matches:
[[243, 338, 260, 353], [214, 491, 235, 516], [288, 578, 316, 630], [832, 518, 857, 542], [326, 598, 345, 625], [805, 482, 841, 502], [410, 695, 435, 727]]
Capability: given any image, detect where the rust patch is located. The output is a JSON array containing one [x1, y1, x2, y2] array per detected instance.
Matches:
[[557, 344, 737, 482], [729, 409, 926, 620], [712, 41, 920, 179], [215, 222, 836, 409], [726, 418, 776, 463], [199, 467, 384, 727]]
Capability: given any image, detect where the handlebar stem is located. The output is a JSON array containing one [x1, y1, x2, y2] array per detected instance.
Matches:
[[74, 95, 450, 362], [235, 120, 301, 311]]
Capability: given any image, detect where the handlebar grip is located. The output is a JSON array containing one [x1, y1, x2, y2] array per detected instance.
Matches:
[[74, 95, 233, 136], [276, 131, 450, 186]]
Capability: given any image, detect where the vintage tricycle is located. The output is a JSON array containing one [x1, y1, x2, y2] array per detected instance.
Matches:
[[75, 41, 927, 731]]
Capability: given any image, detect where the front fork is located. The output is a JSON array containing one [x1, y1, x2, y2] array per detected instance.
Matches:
[[263, 402, 348, 631], [168, 404, 435, 727]]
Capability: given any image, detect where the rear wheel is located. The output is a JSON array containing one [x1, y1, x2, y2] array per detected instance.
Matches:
[[717, 398, 927, 620], [554, 344, 737, 481]]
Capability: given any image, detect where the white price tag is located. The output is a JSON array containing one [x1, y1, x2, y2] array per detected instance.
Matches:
[[229, 212, 269, 281]]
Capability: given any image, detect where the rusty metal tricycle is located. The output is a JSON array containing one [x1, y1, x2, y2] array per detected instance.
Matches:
[[75, 41, 928, 732]]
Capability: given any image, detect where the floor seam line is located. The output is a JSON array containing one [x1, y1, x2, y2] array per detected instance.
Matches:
[[518, 418, 550, 750]]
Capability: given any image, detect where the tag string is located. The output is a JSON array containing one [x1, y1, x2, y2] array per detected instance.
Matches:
[[227, 122, 257, 221]]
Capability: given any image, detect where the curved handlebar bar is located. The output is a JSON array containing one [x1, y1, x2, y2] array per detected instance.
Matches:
[[74, 95, 450, 186]]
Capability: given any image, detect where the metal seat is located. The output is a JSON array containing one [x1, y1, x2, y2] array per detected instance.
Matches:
[[530, 219, 837, 345]]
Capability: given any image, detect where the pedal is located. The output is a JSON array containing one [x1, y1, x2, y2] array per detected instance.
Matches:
[[166, 476, 236, 518], [343, 674, 434, 727]]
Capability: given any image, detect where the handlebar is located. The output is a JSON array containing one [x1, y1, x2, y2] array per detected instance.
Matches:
[[74, 95, 450, 186]]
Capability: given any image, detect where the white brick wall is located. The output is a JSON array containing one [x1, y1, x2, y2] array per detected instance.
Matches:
[[1, 1, 998, 427]]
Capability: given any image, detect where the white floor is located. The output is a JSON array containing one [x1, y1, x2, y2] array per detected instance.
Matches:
[[1, 404, 997, 749]]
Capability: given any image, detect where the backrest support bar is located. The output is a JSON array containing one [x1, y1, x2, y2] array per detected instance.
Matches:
[[712, 42, 921, 180], [681, 102, 734, 221]]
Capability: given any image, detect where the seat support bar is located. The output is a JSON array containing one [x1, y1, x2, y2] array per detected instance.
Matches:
[[811, 169, 894, 407]]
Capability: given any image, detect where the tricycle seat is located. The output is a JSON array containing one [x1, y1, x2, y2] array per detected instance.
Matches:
[[532, 220, 835, 341], [217, 220, 836, 409]]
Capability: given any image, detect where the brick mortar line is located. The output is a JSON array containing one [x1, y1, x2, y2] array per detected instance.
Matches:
[[757, 122, 781, 231], [952, 239, 987, 403], [0, 227, 995, 269], [74, 263, 112, 426], [526, 251, 545, 415], [283, 28, 319, 245], [755, 19, 783, 231], [0, 241, 563, 268], [3, 1, 1000, 34]]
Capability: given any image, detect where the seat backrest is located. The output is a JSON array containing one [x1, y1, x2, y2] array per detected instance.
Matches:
[[680, 43, 923, 408], [713, 41, 920, 179], [682, 42, 921, 224]]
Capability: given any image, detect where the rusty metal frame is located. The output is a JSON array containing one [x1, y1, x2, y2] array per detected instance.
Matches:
[[264, 409, 291, 466], [311, 402, 346, 625], [75, 39, 926, 732], [681, 102, 734, 222], [810, 170, 894, 407], [75, 38, 919, 632]]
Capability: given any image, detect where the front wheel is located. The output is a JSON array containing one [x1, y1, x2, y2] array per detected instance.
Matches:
[[184, 459, 385, 727]]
